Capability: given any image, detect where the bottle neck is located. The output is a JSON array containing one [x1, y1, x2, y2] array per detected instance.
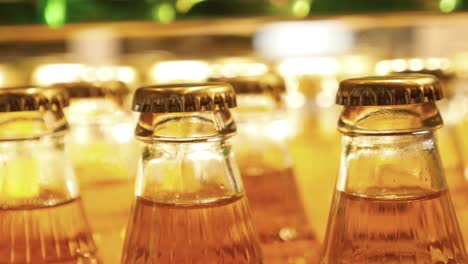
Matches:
[[338, 128, 446, 198], [338, 102, 443, 135], [135, 139, 243, 204], [0, 135, 78, 208], [134, 109, 243, 204], [337, 102, 447, 197], [232, 96, 292, 176], [135, 110, 236, 143], [0, 109, 77, 208]]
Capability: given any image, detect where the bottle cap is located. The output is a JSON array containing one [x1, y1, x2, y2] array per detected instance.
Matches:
[[132, 83, 236, 113], [0, 86, 69, 112], [337, 74, 443, 106]]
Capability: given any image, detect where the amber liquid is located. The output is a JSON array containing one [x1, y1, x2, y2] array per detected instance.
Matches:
[[437, 126, 468, 248], [80, 181, 134, 264], [121, 195, 262, 264], [242, 168, 320, 263], [321, 189, 467, 264], [453, 196, 468, 258], [444, 167, 468, 248], [0, 198, 98, 264]]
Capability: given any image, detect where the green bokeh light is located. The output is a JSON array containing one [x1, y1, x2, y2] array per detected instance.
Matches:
[[292, 0, 311, 18], [44, 0, 66, 28], [152, 3, 176, 24], [176, 0, 205, 13], [439, 0, 458, 13]]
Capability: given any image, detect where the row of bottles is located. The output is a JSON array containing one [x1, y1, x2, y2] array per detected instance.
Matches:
[[2, 55, 466, 263], [209, 73, 321, 262], [0, 79, 309, 263], [0, 64, 320, 263]]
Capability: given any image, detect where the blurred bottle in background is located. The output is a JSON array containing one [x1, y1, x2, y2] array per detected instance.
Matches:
[[0, 86, 99, 263], [452, 86, 468, 180], [31, 62, 139, 109], [321, 74, 467, 263], [148, 59, 209, 84], [122, 83, 262, 264], [277, 56, 343, 242], [50, 82, 138, 263], [209, 57, 320, 263], [452, 52, 468, 180]]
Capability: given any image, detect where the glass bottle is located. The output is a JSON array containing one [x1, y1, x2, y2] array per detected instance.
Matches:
[[451, 72, 468, 246], [452, 85, 468, 182], [121, 83, 262, 264], [277, 57, 343, 241], [320, 74, 467, 263], [52, 82, 137, 263], [378, 58, 468, 245], [209, 71, 320, 262], [452, 53, 468, 180], [0, 86, 98, 263]]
